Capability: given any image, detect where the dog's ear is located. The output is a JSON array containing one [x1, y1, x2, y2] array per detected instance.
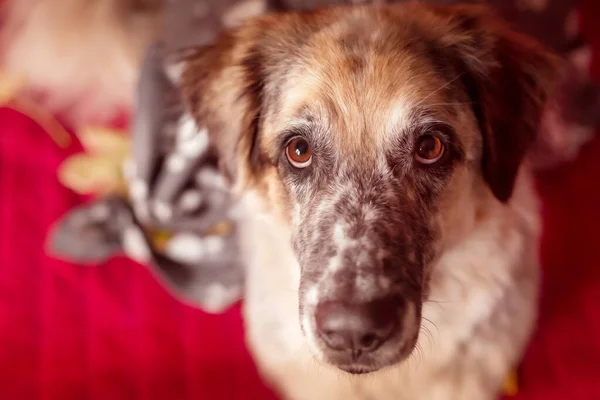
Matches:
[[433, 5, 561, 202], [163, 21, 269, 194]]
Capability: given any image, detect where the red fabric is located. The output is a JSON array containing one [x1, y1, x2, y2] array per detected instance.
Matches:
[[515, 142, 600, 399], [1, 6, 599, 400], [0, 112, 277, 399]]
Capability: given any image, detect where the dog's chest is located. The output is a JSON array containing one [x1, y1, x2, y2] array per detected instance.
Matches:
[[238, 179, 540, 400]]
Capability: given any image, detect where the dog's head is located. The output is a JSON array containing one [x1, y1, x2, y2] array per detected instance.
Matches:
[[170, 3, 558, 374]]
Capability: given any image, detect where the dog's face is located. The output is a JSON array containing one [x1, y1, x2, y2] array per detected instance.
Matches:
[[173, 4, 557, 373]]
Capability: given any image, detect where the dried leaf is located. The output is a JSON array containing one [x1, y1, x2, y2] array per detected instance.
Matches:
[[58, 154, 128, 196], [79, 126, 131, 157], [57, 125, 132, 196]]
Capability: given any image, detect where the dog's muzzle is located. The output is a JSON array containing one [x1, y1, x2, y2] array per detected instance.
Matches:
[[311, 294, 417, 374]]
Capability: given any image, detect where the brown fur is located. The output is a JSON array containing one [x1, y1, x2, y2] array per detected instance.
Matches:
[[175, 3, 559, 201]]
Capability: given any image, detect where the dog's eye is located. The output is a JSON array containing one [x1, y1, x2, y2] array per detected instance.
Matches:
[[286, 137, 313, 168], [415, 135, 445, 165]]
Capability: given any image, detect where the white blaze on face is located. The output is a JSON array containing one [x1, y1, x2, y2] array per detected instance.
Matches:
[[334, 222, 356, 250], [326, 222, 356, 275], [380, 99, 413, 148]]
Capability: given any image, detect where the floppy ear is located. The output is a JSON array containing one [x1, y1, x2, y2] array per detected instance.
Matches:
[[162, 23, 268, 195], [434, 5, 561, 202]]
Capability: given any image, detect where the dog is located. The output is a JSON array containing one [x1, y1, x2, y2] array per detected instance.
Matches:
[[162, 3, 560, 399]]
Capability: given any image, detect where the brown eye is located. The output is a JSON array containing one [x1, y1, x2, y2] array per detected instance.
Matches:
[[286, 137, 312, 168], [415, 135, 445, 164]]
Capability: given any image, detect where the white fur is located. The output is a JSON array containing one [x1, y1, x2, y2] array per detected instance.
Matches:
[[129, 179, 148, 201], [152, 201, 173, 222], [166, 154, 187, 173], [179, 190, 204, 212], [166, 233, 227, 264], [175, 116, 209, 158], [202, 283, 243, 314], [121, 225, 151, 263], [166, 233, 206, 264], [329, 222, 355, 272], [203, 235, 227, 255], [197, 168, 227, 190]]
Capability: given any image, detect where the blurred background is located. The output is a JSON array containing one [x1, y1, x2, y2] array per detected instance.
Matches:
[[0, 0, 599, 399]]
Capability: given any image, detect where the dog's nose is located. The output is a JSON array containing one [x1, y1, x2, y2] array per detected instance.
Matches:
[[315, 298, 397, 355]]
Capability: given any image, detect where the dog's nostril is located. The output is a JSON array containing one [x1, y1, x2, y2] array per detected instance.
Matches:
[[315, 298, 398, 354], [359, 333, 378, 350]]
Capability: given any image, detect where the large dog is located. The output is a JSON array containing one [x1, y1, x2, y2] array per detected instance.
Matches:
[[6, 1, 583, 398], [164, 3, 559, 399]]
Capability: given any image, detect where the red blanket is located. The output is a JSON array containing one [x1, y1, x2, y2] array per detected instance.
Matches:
[[1, 5, 599, 399], [0, 111, 277, 398]]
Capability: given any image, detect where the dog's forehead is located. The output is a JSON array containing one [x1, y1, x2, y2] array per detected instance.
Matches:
[[261, 15, 460, 155]]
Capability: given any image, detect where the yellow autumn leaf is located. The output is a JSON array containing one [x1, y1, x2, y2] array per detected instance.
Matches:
[[57, 125, 132, 196], [79, 126, 131, 158], [58, 154, 128, 196]]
